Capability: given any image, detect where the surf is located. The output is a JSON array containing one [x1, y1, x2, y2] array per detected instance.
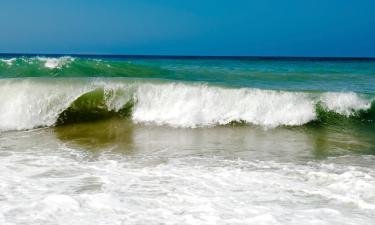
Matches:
[[0, 56, 170, 78], [0, 78, 373, 131]]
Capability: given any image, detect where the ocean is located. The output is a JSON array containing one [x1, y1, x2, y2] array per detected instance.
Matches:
[[0, 55, 375, 224]]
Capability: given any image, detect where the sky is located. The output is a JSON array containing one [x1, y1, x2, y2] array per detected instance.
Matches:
[[0, 0, 374, 57]]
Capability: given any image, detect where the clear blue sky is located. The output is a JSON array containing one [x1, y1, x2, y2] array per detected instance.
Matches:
[[1, 0, 374, 57]]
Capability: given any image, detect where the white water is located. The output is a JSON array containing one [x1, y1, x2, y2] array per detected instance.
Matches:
[[133, 83, 316, 127], [0, 58, 16, 66], [0, 79, 372, 131], [0, 126, 375, 225], [320, 92, 372, 116], [0, 57, 75, 69], [0, 91, 374, 225], [0, 79, 92, 131], [36, 56, 75, 69]]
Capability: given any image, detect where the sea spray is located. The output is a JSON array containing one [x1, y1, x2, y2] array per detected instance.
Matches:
[[0, 78, 373, 131]]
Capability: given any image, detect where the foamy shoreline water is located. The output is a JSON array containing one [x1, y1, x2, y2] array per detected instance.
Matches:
[[1, 56, 375, 225], [1, 124, 375, 225]]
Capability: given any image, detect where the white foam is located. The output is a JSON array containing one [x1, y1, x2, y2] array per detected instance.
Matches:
[[320, 92, 372, 116], [36, 56, 74, 69], [0, 79, 373, 131], [0, 58, 16, 66], [0, 146, 374, 225], [0, 79, 93, 131], [133, 83, 316, 128]]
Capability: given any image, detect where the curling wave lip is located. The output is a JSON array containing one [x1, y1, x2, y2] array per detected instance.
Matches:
[[0, 78, 373, 131]]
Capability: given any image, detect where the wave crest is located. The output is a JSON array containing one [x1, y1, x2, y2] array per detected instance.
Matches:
[[0, 58, 16, 66], [36, 56, 75, 69], [0, 79, 373, 131], [0, 56, 170, 77], [320, 92, 372, 116], [133, 84, 316, 128]]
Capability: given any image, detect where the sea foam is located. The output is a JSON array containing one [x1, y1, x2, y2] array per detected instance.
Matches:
[[320, 92, 372, 116], [0, 79, 373, 131], [133, 83, 316, 128], [0, 58, 16, 66], [37, 56, 75, 69]]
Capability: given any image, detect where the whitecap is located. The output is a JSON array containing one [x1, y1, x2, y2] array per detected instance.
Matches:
[[36, 56, 75, 69]]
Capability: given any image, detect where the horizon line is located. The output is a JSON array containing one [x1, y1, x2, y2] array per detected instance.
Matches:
[[1, 52, 375, 60]]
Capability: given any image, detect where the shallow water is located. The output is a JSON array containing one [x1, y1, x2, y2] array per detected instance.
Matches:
[[1, 120, 375, 225], [0, 56, 375, 224]]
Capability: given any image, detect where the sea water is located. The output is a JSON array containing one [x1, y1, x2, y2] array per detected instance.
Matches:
[[0, 55, 374, 224]]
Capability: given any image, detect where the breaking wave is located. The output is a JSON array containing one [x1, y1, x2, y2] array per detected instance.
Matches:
[[0, 78, 374, 131], [0, 56, 170, 78]]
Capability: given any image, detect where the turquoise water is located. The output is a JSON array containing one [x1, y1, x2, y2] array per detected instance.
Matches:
[[1, 56, 375, 93], [1, 55, 374, 129], [1, 55, 375, 224]]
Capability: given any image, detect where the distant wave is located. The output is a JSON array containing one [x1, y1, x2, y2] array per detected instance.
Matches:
[[0, 56, 74, 69], [0, 56, 170, 78], [0, 58, 17, 66], [0, 78, 373, 131], [36, 56, 75, 69]]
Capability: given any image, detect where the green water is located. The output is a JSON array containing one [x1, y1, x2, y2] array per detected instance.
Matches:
[[0, 55, 374, 156], [1, 56, 375, 93], [1, 55, 375, 224]]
